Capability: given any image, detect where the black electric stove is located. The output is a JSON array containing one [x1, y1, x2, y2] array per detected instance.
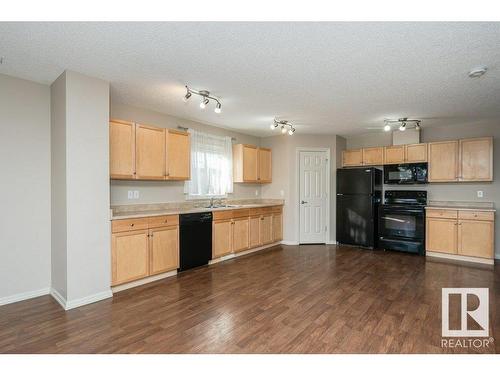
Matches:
[[378, 190, 427, 255]]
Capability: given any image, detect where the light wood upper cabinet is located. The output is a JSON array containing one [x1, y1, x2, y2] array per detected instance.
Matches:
[[112, 230, 149, 286], [149, 226, 179, 275], [110, 120, 136, 179], [405, 143, 427, 163], [249, 215, 261, 248], [258, 148, 272, 183], [428, 141, 459, 182], [233, 144, 272, 183], [232, 217, 249, 253], [459, 137, 493, 182], [342, 149, 363, 167], [166, 129, 190, 180], [213, 220, 233, 258], [384, 145, 405, 164], [458, 220, 494, 259], [260, 214, 273, 245], [426, 217, 457, 254], [362, 147, 384, 166], [135, 124, 165, 180]]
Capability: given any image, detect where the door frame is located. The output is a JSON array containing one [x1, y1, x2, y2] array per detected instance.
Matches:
[[295, 147, 331, 244]]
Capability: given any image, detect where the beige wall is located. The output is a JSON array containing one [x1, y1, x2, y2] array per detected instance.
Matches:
[[347, 131, 392, 149], [344, 120, 500, 258], [261, 134, 339, 244], [110, 102, 262, 205], [50, 72, 68, 300], [0, 74, 51, 304], [50, 71, 112, 307]]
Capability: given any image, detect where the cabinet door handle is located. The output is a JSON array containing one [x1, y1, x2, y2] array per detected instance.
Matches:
[[301, 200, 308, 204], [130, 223, 135, 227]]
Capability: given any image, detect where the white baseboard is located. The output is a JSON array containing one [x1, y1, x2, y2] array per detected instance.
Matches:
[[280, 240, 299, 245], [112, 270, 177, 293], [51, 288, 113, 310], [0, 287, 50, 306], [325, 240, 337, 245], [426, 251, 494, 266], [50, 288, 67, 309]]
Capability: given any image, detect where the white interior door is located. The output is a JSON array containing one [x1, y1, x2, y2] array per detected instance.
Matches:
[[299, 151, 328, 244]]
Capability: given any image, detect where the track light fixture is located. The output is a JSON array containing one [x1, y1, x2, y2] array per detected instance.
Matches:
[[270, 118, 296, 136], [183, 86, 222, 114], [383, 118, 421, 132]]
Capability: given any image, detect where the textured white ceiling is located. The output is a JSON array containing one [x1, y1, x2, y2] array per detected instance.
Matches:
[[1, 22, 500, 136]]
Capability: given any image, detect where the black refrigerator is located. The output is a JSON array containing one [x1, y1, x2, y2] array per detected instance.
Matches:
[[336, 167, 382, 248]]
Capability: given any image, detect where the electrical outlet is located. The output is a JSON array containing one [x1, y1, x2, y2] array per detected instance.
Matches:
[[127, 190, 133, 199], [280, 190, 284, 197], [255, 190, 259, 196], [477, 190, 484, 198], [133, 190, 140, 199]]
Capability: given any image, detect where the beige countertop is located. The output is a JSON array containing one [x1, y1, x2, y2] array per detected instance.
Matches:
[[111, 199, 284, 220], [425, 200, 495, 212]]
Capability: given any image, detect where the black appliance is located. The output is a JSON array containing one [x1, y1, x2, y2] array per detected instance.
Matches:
[[179, 212, 213, 271], [384, 163, 428, 184], [378, 190, 427, 255], [336, 167, 382, 248]]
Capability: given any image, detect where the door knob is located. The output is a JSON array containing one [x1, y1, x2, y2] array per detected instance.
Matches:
[[301, 200, 308, 204]]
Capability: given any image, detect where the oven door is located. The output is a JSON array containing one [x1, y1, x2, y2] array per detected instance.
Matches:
[[378, 205, 425, 239], [384, 164, 416, 184]]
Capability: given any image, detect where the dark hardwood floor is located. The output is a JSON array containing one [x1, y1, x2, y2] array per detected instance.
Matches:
[[1, 245, 499, 353]]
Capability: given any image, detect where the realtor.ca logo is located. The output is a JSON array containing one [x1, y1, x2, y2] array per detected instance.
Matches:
[[441, 288, 493, 349]]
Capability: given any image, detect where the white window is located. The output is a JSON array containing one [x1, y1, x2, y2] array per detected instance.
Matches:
[[184, 129, 233, 198]]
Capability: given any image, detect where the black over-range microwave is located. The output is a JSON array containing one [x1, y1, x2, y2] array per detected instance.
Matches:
[[383, 163, 428, 184]]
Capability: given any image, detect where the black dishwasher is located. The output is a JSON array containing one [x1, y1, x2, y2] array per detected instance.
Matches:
[[179, 212, 213, 271]]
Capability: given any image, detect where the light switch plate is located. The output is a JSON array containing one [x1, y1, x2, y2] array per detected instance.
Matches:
[[133, 190, 140, 199], [127, 190, 133, 199], [477, 190, 484, 198]]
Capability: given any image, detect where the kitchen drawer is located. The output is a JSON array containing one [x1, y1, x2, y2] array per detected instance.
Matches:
[[112, 218, 149, 233], [257, 206, 274, 215], [271, 206, 283, 214], [425, 209, 458, 219], [232, 209, 250, 218], [213, 210, 235, 221], [458, 210, 494, 221], [148, 215, 179, 228]]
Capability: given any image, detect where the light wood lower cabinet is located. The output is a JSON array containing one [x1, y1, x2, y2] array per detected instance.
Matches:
[[249, 215, 261, 248], [273, 213, 283, 242], [232, 217, 249, 253], [426, 209, 495, 260], [213, 219, 233, 258], [458, 220, 494, 258], [112, 230, 150, 286], [426, 217, 457, 254], [260, 214, 273, 245], [212, 206, 283, 259], [111, 215, 179, 286], [149, 226, 179, 275]]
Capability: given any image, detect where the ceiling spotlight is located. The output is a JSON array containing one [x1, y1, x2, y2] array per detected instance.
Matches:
[[214, 102, 222, 114], [271, 118, 295, 135], [270, 123, 277, 130], [415, 122, 421, 130], [200, 98, 209, 109], [399, 122, 406, 131], [468, 66, 487, 78], [288, 128, 295, 135], [383, 124, 391, 132], [281, 126, 287, 134], [184, 86, 223, 112]]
